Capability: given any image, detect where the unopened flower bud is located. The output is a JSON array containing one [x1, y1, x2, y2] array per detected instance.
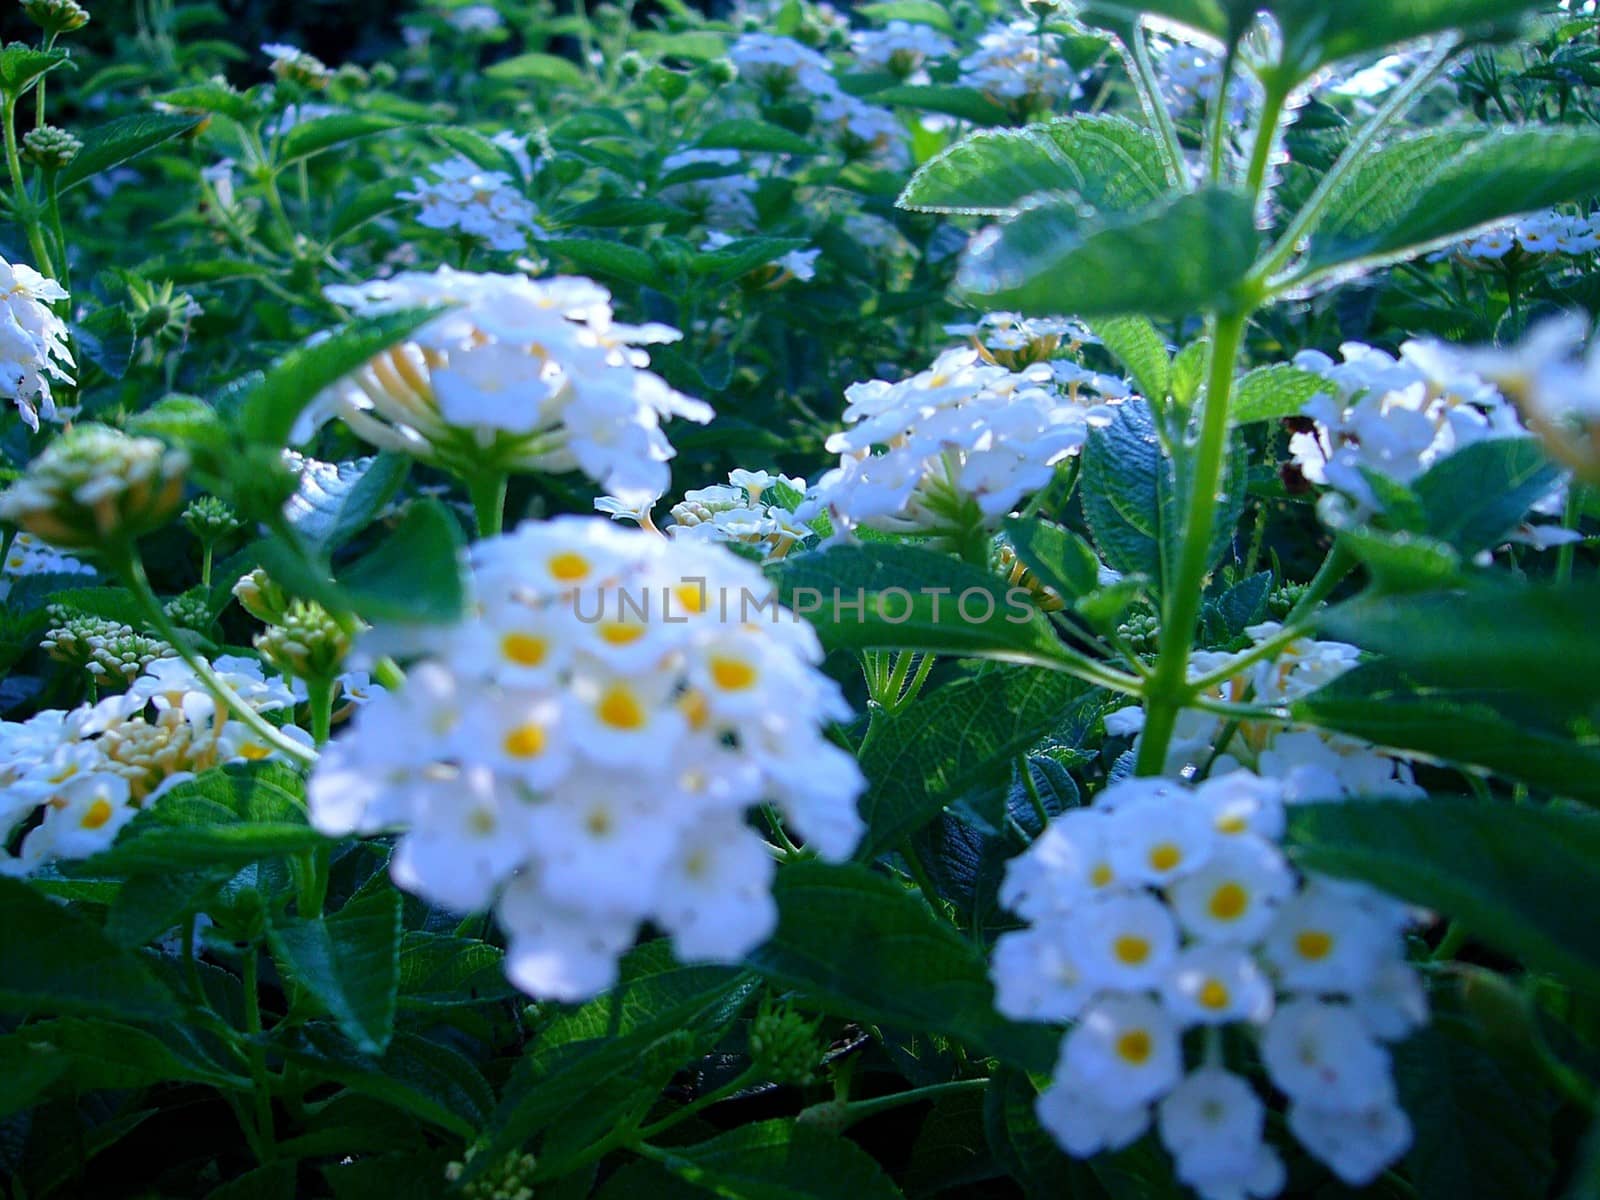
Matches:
[[23, 0, 89, 36], [648, 65, 689, 101], [255, 600, 351, 682], [704, 57, 738, 87], [749, 1000, 825, 1086], [617, 50, 645, 79], [369, 61, 399, 88], [164, 592, 213, 633], [182, 495, 243, 544], [233, 568, 291, 626], [444, 1147, 538, 1200], [42, 610, 174, 684], [0, 424, 189, 550], [23, 126, 81, 170]]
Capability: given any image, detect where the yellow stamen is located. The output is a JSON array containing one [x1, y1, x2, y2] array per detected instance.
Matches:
[[1113, 935, 1151, 966], [597, 686, 647, 731], [1295, 930, 1334, 961], [1115, 1029, 1152, 1065], [1208, 882, 1248, 921]]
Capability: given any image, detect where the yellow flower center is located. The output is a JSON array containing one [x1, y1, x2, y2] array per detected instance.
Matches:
[[673, 583, 706, 614], [1148, 842, 1182, 872], [599, 622, 647, 647], [548, 551, 590, 582], [501, 632, 548, 667], [1113, 935, 1151, 966], [1089, 862, 1114, 888], [1208, 882, 1249, 921], [709, 655, 758, 691], [80, 798, 115, 830], [238, 743, 274, 761], [1216, 813, 1248, 835], [1198, 979, 1231, 1010], [584, 806, 615, 836], [1115, 1029, 1152, 1065], [502, 722, 547, 759], [1296, 930, 1334, 961], [677, 688, 711, 731], [597, 686, 647, 731]]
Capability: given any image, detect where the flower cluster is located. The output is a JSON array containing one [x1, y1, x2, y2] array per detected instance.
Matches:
[[308, 517, 865, 1000], [1106, 622, 1424, 798], [813, 346, 1096, 537], [958, 20, 1082, 109], [599, 468, 814, 561], [1452, 208, 1600, 261], [42, 610, 175, 685], [0, 657, 307, 876], [850, 21, 955, 82], [2, 531, 94, 591], [659, 149, 761, 230], [0, 254, 75, 431], [995, 772, 1426, 1194], [0, 423, 189, 549], [1155, 39, 1263, 124], [261, 42, 331, 89], [727, 32, 909, 167], [304, 269, 712, 502], [401, 157, 544, 252], [1290, 339, 1539, 512]]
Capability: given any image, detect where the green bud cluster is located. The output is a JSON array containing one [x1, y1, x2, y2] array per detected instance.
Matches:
[[42, 610, 174, 684], [182, 495, 243, 543], [1116, 612, 1161, 656], [443, 1149, 538, 1200], [254, 600, 351, 682], [1267, 582, 1308, 621], [233, 569, 291, 626], [23, 0, 90, 36], [22, 125, 81, 169], [749, 1000, 825, 1087]]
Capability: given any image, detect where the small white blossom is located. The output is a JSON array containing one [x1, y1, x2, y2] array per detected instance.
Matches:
[[0, 255, 74, 431], [401, 157, 543, 252]]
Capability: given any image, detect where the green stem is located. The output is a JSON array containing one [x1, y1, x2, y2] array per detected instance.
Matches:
[[1184, 542, 1356, 694], [242, 946, 276, 1161], [306, 676, 335, 747], [633, 1066, 764, 1142], [1135, 308, 1249, 777], [1253, 38, 1459, 290], [1127, 24, 1190, 192], [111, 543, 317, 765], [2, 96, 55, 281], [899, 837, 944, 914], [816, 1077, 988, 1126], [1431, 920, 1468, 962], [1243, 77, 1290, 198], [467, 471, 509, 538], [1018, 755, 1050, 829], [1206, 42, 1238, 185], [201, 542, 214, 589], [1558, 486, 1582, 585]]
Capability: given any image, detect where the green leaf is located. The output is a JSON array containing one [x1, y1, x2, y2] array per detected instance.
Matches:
[[1335, 524, 1464, 595], [269, 887, 402, 1055], [959, 189, 1258, 318], [397, 933, 515, 1009], [0, 876, 180, 1020], [330, 178, 413, 243], [1293, 663, 1600, 806], [1272, 0, 1548, 73], [696, 118, 819, 155], [543, 237, 661, 289], [0, 1017, 248, 1091], [1229, 364, 1329, 424], [750, 861, 1059, 1072], [1410, 438, 1561, 555], [898, 115, 1172, 217], [283, 453, 411, 555], [485, 51, 588, 86], [1318, 582, 1600, 706], [1170, 339, 1210, 409], [1090, 316, 1171, 402], [0, 1037, 68, 1118], [1289, 799, 1600, 993], [58, 112, 203, 193], [89, 762, 324, 874], [1396, 1015, 1555, 1200], [648, 1119, 905, 1200], [857, 666, 1100, 857], [481, 942, 754, 1168], [106, 871, 228, 947], [278, 1026, 494, 1137], [1080, 400, 1171, 583], [335, 497, 466, 625], [279, 114, 413, 164], [692, 236, 811, 285], [1296, 128, 1600, 283], [768, 543, 1068, 667], [1004, 517, 1102, 600], [858, 0, 955, 31], [233, 308, 441, 448], [869, 84, 1012, 126], [0, 44, 68, 97]]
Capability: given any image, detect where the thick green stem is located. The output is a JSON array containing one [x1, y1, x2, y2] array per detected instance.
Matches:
[[1243, 77, 1290, 198], [111, 543, 317, 765], [1135, 309, 1249, 777], [811, 1077, 988, 1127], [1127, 24, 1190, 192], [306, 676, 335, 747], [2, 97, 56, 281], [467, 471, 509, 538], [241, 946, 276, 1161]]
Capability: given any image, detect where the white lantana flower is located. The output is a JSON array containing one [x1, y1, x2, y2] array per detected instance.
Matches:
[[813, 347, 1093, 539], [308, 517, 866, 1001], [851, 21, 955, 81], [958, 21, 1082, 109], [598, 466, 814, 561], [660, 149, 760, 230], [0, 656, 311, 876], [1105, 621, 1425, 795], [0, 255, 74, 431], [993, 772, 1425, 1195], [305, 269, 712, 503], [401, 157, 543, 252]]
